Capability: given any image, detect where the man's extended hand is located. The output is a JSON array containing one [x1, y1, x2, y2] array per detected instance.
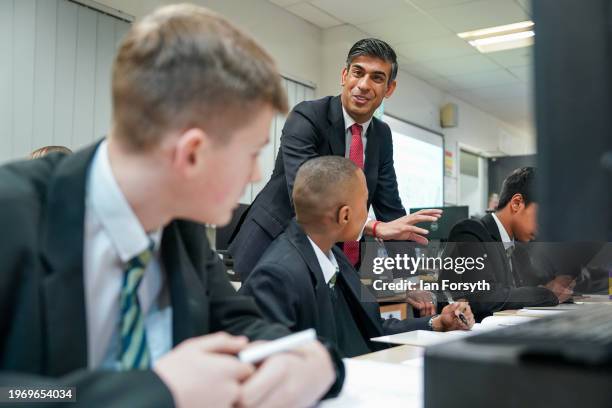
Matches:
[[406, 290, 437, 316], [372, 209, 443, 244], [543, 275, 576, 303]]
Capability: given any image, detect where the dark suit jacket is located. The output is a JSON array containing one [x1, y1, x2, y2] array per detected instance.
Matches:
[[440, 213, 558, 320], [229, 96, 406, 280], [239, 220, 430, 357], [0, 144, 343, 406]]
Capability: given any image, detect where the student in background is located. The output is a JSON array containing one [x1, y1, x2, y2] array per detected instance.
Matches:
[[0, 5, 342, 407], [30, 145, 73, 159], [441, 167, 574, 320], [487, 192, 499, 212], [229, 38, 442, 281], [240, 157, 474, 358]]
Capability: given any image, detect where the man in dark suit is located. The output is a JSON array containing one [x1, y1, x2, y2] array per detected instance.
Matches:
[[230, 38, 442, 280], [0, 5, 343, 407], [240, 157, 473, 357], [441, 167, 574, 320]]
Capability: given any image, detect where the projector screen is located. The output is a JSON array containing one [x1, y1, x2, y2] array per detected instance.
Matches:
[[383, 115, 444, 211]]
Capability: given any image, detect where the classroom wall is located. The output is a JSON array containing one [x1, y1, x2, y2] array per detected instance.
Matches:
[[95, 0, 323, 88], [6, 0, 535, 212], [319, 23, 534, 209], [0, 0, 129, 163]]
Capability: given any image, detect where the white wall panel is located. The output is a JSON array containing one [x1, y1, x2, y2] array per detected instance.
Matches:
[[0, 0, 14, 163], [240, 77, 315, 204], [13, 0, 36, 159], [0, 0, 130, 163], [32, 0, 58, 152]]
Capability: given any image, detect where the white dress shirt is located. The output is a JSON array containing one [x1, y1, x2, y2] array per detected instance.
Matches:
[[307, 237, 339, 285], [83, 141, 172, 370], [342, 105, 372, 162], [491, 213, 515, 250]]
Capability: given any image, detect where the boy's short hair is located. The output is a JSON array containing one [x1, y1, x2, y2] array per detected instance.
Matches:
[[112, 4, 288, 151], [293, 156, 360, 224], [497, 166, 537, 209]]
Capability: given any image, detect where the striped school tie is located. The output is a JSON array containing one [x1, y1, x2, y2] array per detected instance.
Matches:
[[118, 247, 153, 370]]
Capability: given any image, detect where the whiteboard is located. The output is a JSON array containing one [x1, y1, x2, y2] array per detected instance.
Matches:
[[383, 114, 444, 210]]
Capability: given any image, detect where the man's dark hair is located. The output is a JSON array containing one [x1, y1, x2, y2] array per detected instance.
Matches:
[[346, 38, 398, 83], [497, 167, 537, 210]]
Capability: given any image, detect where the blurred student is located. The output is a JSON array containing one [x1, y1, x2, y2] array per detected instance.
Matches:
[[30, 145, 73, 159], [0, 5, 343, 407], [240, 157, 474, 358], [487, 192, 499, 212], [442, 167, 574, 320]]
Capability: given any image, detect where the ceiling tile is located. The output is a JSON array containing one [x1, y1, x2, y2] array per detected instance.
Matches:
[[396, 55, 418, 68], [425, 0, 529, 33], [420, 54, 501, 77], [487, 47, 533, 68], [451, 89, 487, 105], [409, 0, 477, 10], [394, 35, 478, 63], [309, 0, 418, 25], [268, 0, 304, 7], [515, 0, 531, 15], [357, 13, 450, 44], [508, 65, 531, 81], [470, 82, 530, 100], [400, 63, 441, 80], [286, 3, 343, 28], [427, 77, 462, 92], [446, 68, 520, 90]]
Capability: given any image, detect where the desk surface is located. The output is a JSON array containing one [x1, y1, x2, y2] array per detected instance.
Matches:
[[353, 344, 423, 364]]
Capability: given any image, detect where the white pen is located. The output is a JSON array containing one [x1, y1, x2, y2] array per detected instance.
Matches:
[[238, 328, 317, 364]]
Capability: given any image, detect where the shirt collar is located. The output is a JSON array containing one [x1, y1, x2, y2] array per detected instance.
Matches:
[[491, 213, 514, 249], [342, 105, 372, 135], [306, 237, 338, 284], [87, 140, 162, 263]]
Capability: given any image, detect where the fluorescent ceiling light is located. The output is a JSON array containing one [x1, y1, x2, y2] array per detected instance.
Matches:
[[458, 21, 534, 53]]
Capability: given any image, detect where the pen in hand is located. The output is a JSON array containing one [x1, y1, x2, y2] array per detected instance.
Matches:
[[444, 291, 470, 327]]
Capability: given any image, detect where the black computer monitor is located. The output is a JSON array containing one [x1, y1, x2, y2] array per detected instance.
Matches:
[[409, 206, 469, 241], [534, 0, 612, 242]]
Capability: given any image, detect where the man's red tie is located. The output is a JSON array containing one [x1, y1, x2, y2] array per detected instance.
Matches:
[[344, 123, 363, 266]]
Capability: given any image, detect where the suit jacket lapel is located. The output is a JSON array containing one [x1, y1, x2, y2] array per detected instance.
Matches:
[[327, 95, 346, 157], [40, 143, 100, 375], [285, 220, 338, 342], [161, 222, 209, 346], [334, 249, 384, 337], [363, 120, 380, 204]]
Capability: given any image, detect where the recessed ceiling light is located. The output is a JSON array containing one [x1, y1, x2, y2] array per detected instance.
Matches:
[[458, 21, 534, 53]]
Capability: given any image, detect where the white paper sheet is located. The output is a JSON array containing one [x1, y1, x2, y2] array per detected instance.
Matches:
[[370, 329, 475, 347], [320, 358, 423, 408]]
